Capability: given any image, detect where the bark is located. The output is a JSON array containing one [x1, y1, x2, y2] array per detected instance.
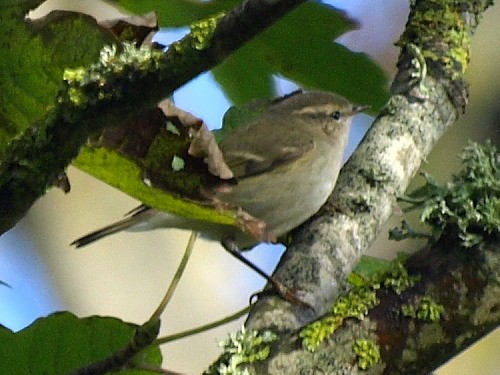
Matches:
[[242, 233, 499, 374], [242, 0, 498, 373]]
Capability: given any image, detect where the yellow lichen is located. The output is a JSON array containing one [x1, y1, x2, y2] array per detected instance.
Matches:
[[190, 12, 225, 50]]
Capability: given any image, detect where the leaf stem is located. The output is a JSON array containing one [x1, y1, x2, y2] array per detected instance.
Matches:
[[150, 231, 198, 322], [154, 305, 251, 346]]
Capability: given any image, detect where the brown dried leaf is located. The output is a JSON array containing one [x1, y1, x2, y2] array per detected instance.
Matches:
[[98, 11, 158, 44], [158, 99, 234, 180], [189, 124, 234, 180], [157, 100, 275, 240]]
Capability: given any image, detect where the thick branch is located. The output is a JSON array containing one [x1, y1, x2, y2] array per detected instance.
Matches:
[[243, 0, 495, 372], [249, 236, 499, 374], [0, 0, 305, 234]]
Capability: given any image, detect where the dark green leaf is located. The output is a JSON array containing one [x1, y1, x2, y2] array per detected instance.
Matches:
[[115, 1, 389, 109], [256, 3, 388, 110], [0, 312, 161, 374], [213, 96, 275, 141], [212, 44, 274, 104], [114, 0, 230, 27], [0, 2, 114, 159], [352, 256, 392, 279]]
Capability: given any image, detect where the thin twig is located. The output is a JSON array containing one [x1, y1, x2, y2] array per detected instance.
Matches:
[[155, 305, 251, 345], [150, 231, 198, 321]]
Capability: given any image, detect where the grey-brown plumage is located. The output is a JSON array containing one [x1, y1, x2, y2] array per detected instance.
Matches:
[[72, 91, 368, 249]]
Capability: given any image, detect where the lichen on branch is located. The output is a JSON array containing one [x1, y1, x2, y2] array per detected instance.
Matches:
[[391, 141, 499, 248]]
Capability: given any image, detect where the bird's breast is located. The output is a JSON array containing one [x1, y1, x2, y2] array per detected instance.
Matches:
[[216, 141, 341, 238]]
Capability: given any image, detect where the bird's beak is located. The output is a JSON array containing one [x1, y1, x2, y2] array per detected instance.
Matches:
[[350, 104, 370, 115]]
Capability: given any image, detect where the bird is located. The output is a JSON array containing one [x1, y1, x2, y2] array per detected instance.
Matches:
[[72, 90, 368, 251]]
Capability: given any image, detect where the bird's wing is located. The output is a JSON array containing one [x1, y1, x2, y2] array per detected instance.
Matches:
[[219, 119, 315, 179]]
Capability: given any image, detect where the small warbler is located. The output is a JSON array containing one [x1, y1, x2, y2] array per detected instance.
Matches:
[[73, 91, 368, 249]]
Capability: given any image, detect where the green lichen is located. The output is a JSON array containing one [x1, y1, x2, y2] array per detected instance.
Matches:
[[171, 155, 185, 171], [62, 67, 87, 83], [116, 26, 135, 42], [389, 220, 432, 241], [301, 260, 419, 351], [401, 303, 417, 319], [353, 338, 381, 370], [406, 43, 428, 95], [60, 41, 165, 108], [398, 0, 472, 82], [417, 323, 447, 350], [391, 141, 499, 248], [300, 285, 379, 352], [389, 220, 433, 241], [383, 261, 420, 295], [59, 11, 226, 112], [401, 296, 445, 322], [142, 127, 205, 197], [204, 327, 278, 375], [66, 87, 87, 107], [190, 12, 225, 50], [60, 12, 225, 112], [166, 121, 181, 136]]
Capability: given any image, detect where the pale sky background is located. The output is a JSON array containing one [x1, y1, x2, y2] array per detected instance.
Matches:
[[0, 1, 498, 374]]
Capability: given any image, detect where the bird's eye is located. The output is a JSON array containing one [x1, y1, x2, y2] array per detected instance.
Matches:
[[331, 111, 341, 120]]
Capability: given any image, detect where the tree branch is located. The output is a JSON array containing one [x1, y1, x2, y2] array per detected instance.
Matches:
[[241, 235, 499, 374], [0, 0, 305, 234], [242, 0, 496, 372]]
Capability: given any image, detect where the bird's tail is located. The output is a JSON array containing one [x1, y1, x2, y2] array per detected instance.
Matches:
[[71, 206, 151, 248], [71, 216, 140, 248]]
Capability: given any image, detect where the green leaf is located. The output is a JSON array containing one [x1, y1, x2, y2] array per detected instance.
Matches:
[[212, 43, 275, 104], [116, 1, 389, 109], [0, 4, 237, 231], [219, 1, 387, 106], [114, 0, 235, 27], [74, 146, 235, 225], [352, 256, 391, 279], [0, 3, 114, 159], [213, 96, 275, 141], [261, 10, 388, 111], [0, 312, 161, 374], [166, 121, 181, 135]]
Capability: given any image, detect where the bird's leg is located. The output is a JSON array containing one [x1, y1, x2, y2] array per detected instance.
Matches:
[[220, 239, 311, 308]]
